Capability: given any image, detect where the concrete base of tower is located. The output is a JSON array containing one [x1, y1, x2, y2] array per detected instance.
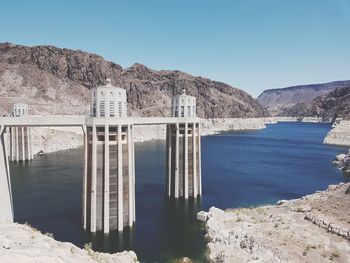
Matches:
[[9, 126, 33, 162], [83, 122, 135, 233], [166, 122, 202, 199]]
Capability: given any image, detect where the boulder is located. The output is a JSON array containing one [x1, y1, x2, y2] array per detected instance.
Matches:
[[197, 211, 208, 222], [335, 154, 346, 161], [276, 200, 289, 206], [292, 205, 312, 213]]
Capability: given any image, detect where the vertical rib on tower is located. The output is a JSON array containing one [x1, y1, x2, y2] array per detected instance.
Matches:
[[83, 78, 135, 233], [9, 103, 33, 162], [166, 90, 201, 198]]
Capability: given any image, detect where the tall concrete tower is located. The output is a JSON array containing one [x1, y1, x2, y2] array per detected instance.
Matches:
[[166, 89, 201, 199], [83, 78, 135, 233], [9, 103, 33, 161]]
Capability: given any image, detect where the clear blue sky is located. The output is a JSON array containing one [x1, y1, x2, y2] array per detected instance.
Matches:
[[1, 0, 349, 97]]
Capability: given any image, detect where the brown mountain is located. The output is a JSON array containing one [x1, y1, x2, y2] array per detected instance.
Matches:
[[0, 42, 268, 118], [280, 86, 350, 121], [257, 80, 350, 116]]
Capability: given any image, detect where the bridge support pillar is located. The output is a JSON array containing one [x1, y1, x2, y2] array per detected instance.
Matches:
[[166, 122, 201, 199], [0, 126, 14, 222], [9, 126, 33, 162], [83, 123, 135, 233]]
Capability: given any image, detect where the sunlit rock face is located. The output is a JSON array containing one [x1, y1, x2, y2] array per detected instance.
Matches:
[[0, 42, 268, 118]]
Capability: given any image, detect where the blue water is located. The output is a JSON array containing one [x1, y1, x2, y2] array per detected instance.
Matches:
[[201, 122, 349, 210], [10, 122, 350, 262]]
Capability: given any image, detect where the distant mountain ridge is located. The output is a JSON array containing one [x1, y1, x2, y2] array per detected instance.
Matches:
[[261, 80, 350, 93], [0, 42, 268, 118], [257, 80, 350, 116], [280, 85, 350, 121]]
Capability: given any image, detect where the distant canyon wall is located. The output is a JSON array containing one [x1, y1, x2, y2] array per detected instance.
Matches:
[[280, 86, 350, 121], [257, 80, 350, 117]]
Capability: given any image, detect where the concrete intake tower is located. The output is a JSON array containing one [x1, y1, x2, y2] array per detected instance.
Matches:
[[166, 89, 202, 198], [83, 79, 135, 233]]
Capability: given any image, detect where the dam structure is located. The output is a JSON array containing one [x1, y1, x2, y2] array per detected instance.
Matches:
[[9, 103, 33, 162], [0, 79, 201, 233]]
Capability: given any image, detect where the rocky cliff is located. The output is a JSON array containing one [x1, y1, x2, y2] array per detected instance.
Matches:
[[0, 42, 268, 118], [333, 151, 350, 173], [281, 86, 350, 121], [257, 80, 350, 116]]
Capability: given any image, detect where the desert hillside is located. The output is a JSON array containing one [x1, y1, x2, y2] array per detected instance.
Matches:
[[0, 42, 268, 118]]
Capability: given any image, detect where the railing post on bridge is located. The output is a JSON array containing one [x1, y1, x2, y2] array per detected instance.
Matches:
[[166, 89, 202, 199]]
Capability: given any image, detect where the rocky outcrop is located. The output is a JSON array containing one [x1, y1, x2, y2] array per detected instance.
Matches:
[[323, 120, 350, 175], [281, 86, 350, 121], [205, 183, 350, 263], [304, 213, 350, 241], [0, 42, 268, 118], [257, 80, 350, 116], [0, 222, 138, 263], [333, 151, 350, 173], [324, 120, 350, 146]]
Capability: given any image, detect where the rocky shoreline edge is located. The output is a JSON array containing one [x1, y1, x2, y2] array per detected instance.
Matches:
[[0, 222, 138, 263], [205, 183, 350, 263], [334, 151, 350, 174], [324, 120, 350, 174], [324, 120, 350, 147]]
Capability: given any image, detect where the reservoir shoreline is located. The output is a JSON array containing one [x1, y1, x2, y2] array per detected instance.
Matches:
[[205, 182, 350, 262], [13, 116, 327, 156], [2, 119, 350, 263]]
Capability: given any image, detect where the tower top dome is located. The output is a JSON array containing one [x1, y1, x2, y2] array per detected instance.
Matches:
[[90, 78, 127, 117]]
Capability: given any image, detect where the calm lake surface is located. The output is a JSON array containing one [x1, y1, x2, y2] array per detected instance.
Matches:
[[10, 122, 350, 262]]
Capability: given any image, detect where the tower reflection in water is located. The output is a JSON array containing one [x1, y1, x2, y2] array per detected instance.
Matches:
[[83, 197, 203, 257]]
